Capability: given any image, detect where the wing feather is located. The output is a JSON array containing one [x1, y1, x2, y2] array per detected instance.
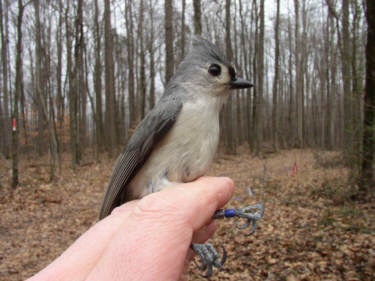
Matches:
[[99, 100, 183, 219]]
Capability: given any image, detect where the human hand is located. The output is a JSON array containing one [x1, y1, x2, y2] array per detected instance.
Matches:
[[27, 176, 234, 281]]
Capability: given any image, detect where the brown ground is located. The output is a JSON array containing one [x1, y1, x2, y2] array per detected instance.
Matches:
[[0, 149, 374, 281]]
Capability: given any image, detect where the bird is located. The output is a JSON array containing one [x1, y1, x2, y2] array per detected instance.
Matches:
[[99, 37, 263, 277]]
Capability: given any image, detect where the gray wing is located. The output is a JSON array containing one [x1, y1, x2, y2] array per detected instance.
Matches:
[[99, 100, 183, 219]]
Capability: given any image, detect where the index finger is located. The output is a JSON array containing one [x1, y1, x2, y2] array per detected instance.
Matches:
[[135, 176, 235, 231]]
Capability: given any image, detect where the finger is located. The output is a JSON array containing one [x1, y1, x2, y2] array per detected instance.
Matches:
[[186, 221, 218, 262], [111, 200, 138, 215], [135, 176, 234, 231], [191, 221, 218, 244]]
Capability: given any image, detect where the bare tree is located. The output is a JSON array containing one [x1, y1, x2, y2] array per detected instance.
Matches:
[[34, 0, 59, 180], [0, 0, 368, 186]]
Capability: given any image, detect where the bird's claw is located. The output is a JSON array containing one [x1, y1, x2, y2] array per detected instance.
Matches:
[[213, 203, 264, 235], [191, 243, 226, 278], [235, 203, 264, 234]]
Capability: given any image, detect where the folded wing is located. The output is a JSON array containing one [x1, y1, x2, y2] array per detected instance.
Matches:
[[99, 100, 183, 219]]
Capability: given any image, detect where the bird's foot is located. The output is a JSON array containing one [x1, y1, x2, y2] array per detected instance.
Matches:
[[213, 203, 264, 235], [191, 243, 226, 278]]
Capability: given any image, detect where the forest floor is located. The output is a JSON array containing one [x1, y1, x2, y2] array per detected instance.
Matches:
[[0, 148, 374, 281]]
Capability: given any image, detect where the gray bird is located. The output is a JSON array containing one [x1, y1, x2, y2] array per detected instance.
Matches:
[[99, 37, 263, 277]]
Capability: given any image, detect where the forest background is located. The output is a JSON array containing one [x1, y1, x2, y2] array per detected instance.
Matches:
[[0, 0, 374, 280]]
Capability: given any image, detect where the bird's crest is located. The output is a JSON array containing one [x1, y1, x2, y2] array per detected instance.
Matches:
[[188, 36, 230, 66]]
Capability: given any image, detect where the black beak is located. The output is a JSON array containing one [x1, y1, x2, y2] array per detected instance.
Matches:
[[229, 78, 253, 90]]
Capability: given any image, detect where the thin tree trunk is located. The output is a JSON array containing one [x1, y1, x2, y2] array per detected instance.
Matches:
[[342, 0, 353, 160], [239, 0, 252, 149], [225, 0, 235, 154], [351, 0, 363, 167], [329, 15, 337, 148], [294, 0, 303, 147], [125, 0, 136, 127], [70, 0, 84, 169], [33, 0, 45, 157], [164, 0, 174, 83], [104, 0, 116, 155], [324, 12, 330, 148], [193, 0, 202, 36], [12, 0, 26, 188], [256, 0, 265, 154], [138, 0, 146, 119], [0, 0, 10, 158], [272, 0, 280, 151], [94, 0, 103, 154], [181, 0, 186, 58], [360, 0, 375, 190], [251, 0, 259, 152], [148, 0, 155, 110], [55, 0, 63, 171], [287, 16, 294, 147]]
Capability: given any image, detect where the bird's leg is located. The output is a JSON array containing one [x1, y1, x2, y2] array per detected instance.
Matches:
[[190, 243, 226, 278], [213, 203, 264, 235], [191, 203, 264, 277]]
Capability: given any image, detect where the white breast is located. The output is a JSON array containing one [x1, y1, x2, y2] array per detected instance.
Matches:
[[129, 95, 224, 198]]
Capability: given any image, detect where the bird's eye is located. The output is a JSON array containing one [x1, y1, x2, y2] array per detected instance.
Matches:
[[208, 64, 221, 76]]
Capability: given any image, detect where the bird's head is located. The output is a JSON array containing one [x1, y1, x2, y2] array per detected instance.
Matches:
[[167, 37, 253, 98]]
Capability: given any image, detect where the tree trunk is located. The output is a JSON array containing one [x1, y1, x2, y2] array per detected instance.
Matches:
[[294, 0, 303, 147], [69, 0, 85, 169], [239, 0, 252, 149], [104, 0, 116, 155], [360, 0, 375, 190], [287, 16, 294, 147], [0, 0, 10, 158], [329, 15, 337, 148], [94, 0, 103, 154], [148, 0, 155, 110], [250, 0, 259, 152], [193, 0, 202, 36], [225, 0, 235, 154], [272, 0, 280, 151], [351, 0, 363, 168], [256, 0, 265, 154], [342, 0, 353, 160], [55, 0, 63, 171], [138, 0, 146, 119], [164, 0, 174, 83], [125, 0, 136, 127], [32, 0, 45, 157], [181, 0, 186, 58], [12, 0, 26, 188]]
